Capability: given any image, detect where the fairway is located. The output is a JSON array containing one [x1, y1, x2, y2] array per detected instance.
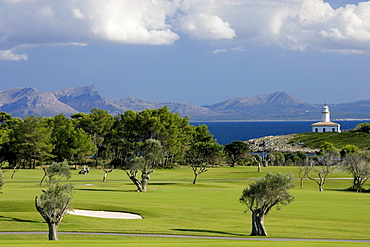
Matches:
[[0, 166, 369, 246]]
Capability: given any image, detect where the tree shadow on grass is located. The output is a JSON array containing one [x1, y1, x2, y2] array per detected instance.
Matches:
[[0, 215, 41, 223], [326, 187, 370, 193], [75, 188, 136, 193], [148, 183, 179, 186], [172, 228, 246, 237]]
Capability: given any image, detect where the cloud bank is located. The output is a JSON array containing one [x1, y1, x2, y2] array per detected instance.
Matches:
[[1, 0, 370, 60]]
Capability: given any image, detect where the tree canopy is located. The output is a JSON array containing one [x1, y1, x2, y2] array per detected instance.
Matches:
[[224, 141, 250, 167], [240, 173, 295, 236]]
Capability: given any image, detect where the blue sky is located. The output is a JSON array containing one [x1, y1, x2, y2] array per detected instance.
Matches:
[[1, 0, 369, 106]]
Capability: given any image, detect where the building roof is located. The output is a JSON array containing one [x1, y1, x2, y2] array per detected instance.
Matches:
[[311, 121, 340, 127]]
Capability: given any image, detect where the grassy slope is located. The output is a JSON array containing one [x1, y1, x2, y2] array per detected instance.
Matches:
[[291, 131, 370, 150], [0, 166, 369, 246]]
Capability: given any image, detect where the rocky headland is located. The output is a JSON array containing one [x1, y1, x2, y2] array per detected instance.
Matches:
[[246, 134, 319, 154]]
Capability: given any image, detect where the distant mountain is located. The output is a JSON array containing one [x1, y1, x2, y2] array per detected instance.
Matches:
[[0, 85, 369, 120], [328, 100, 370, 120], [202, 91, 319, 120], [113, 96, 221, 117], [53, 85, 126, 114], [0, 87, 77, 118]]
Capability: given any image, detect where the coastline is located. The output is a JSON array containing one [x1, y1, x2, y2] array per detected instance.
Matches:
[[191, 119, 370, 123]]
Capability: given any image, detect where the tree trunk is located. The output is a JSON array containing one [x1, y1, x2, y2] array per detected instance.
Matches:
[[257, 215, 267, 236], [48, 222, 59, 240], [257, 163, 262, 172], [141, 178, 148, 192], [141, 172, 151, 192], [300, 178, 304, 189], [130, 176, 143, 192], [192, 173, 199, 184], [103, 172, 107, 182], [250, 210, 259, 236], [250, 210, 267, 236], [318, 174, 324, 192], [319, 183, 324, 192]]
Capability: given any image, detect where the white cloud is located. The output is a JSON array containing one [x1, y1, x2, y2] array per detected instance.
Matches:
[[211, 48, 228, 54], [0, 49, 28, 61], [176, 13, 236, 40], [221, 0, 370, 53], [2, 0, 370, 57]]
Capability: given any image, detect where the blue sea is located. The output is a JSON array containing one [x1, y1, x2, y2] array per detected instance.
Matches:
[[191, 121, 369, 145]]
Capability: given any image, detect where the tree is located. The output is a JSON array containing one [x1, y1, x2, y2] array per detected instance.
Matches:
[[353, 122, 370, 133], [239, 173, 295, 236], [224, 141, 250, 167], [0, 113, 20, 168], [186, 141, 224, 184], [35, 161, 73, 240], [297, 158, 314, 189], [250, 154, 263, 172], [72, 108, 114, 166], [0, 168, 3, 192], [340, 145, 359, 158], [114, 107, 194, 168], [48, 114, 95, 163], [184, 124, 223, 183], [342, 153, 370, 192], [10, 115, 53, 169], [307, 151, 340, 192], [102, 164, 114, 182], [267, 151, 285, 166], [125, 139, 165, 192], [318, 141, 338, 156]]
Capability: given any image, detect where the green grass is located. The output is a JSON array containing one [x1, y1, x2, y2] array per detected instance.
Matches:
[[0, 166, 369, 246], [291, 131, 370, 150]]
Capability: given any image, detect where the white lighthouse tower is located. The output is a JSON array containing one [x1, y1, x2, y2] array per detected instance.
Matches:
[[311, 104, 340, 132], [321, 104, 330, 122]]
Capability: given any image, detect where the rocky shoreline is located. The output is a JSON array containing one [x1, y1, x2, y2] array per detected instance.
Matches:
[[246, 134, 319, 154]]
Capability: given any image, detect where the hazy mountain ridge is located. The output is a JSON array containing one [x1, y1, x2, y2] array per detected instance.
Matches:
[[0, 87, 77, 117], [0, 85, 368, 120]]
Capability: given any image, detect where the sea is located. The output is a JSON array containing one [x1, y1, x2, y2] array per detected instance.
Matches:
[[190, 121, 369, 145]]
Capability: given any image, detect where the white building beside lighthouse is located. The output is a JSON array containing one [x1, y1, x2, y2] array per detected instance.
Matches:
[[311, 104, 341, 132]]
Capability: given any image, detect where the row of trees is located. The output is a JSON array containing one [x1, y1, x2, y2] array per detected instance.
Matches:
[[0, 107, 368, 192], [0, 108, 228, 190]]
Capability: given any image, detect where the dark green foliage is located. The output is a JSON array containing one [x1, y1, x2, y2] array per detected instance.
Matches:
[[114, 106, 194, 168], [48, 114, 95, 162], [340, 144, 360, 158], [10, 115, 53, 168], [353, 122, 370, 133], [186, 125, 224, 183], [224, 141, 250, 167]]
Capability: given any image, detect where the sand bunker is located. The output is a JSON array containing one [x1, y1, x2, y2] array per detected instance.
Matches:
[[69, 209, 142, 219]]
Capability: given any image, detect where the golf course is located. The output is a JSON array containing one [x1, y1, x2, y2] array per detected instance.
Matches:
[[0, 165, 369, 246]]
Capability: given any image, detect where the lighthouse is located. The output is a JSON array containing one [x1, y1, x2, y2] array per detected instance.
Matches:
[[311, 104, 341, 133]]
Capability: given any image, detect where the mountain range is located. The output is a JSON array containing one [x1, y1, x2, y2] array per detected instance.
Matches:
[[0, 85, 369, 121]]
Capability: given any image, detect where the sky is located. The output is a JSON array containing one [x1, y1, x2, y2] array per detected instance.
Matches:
[[1, 0, 370, 106]]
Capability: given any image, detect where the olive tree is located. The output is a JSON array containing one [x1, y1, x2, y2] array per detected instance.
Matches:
[[239, 173, 295, 236], [307, 150, 340, 192], [125, 139, 165, 192], [35, 161, 73, 240], [342, 153, 370, 192]]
